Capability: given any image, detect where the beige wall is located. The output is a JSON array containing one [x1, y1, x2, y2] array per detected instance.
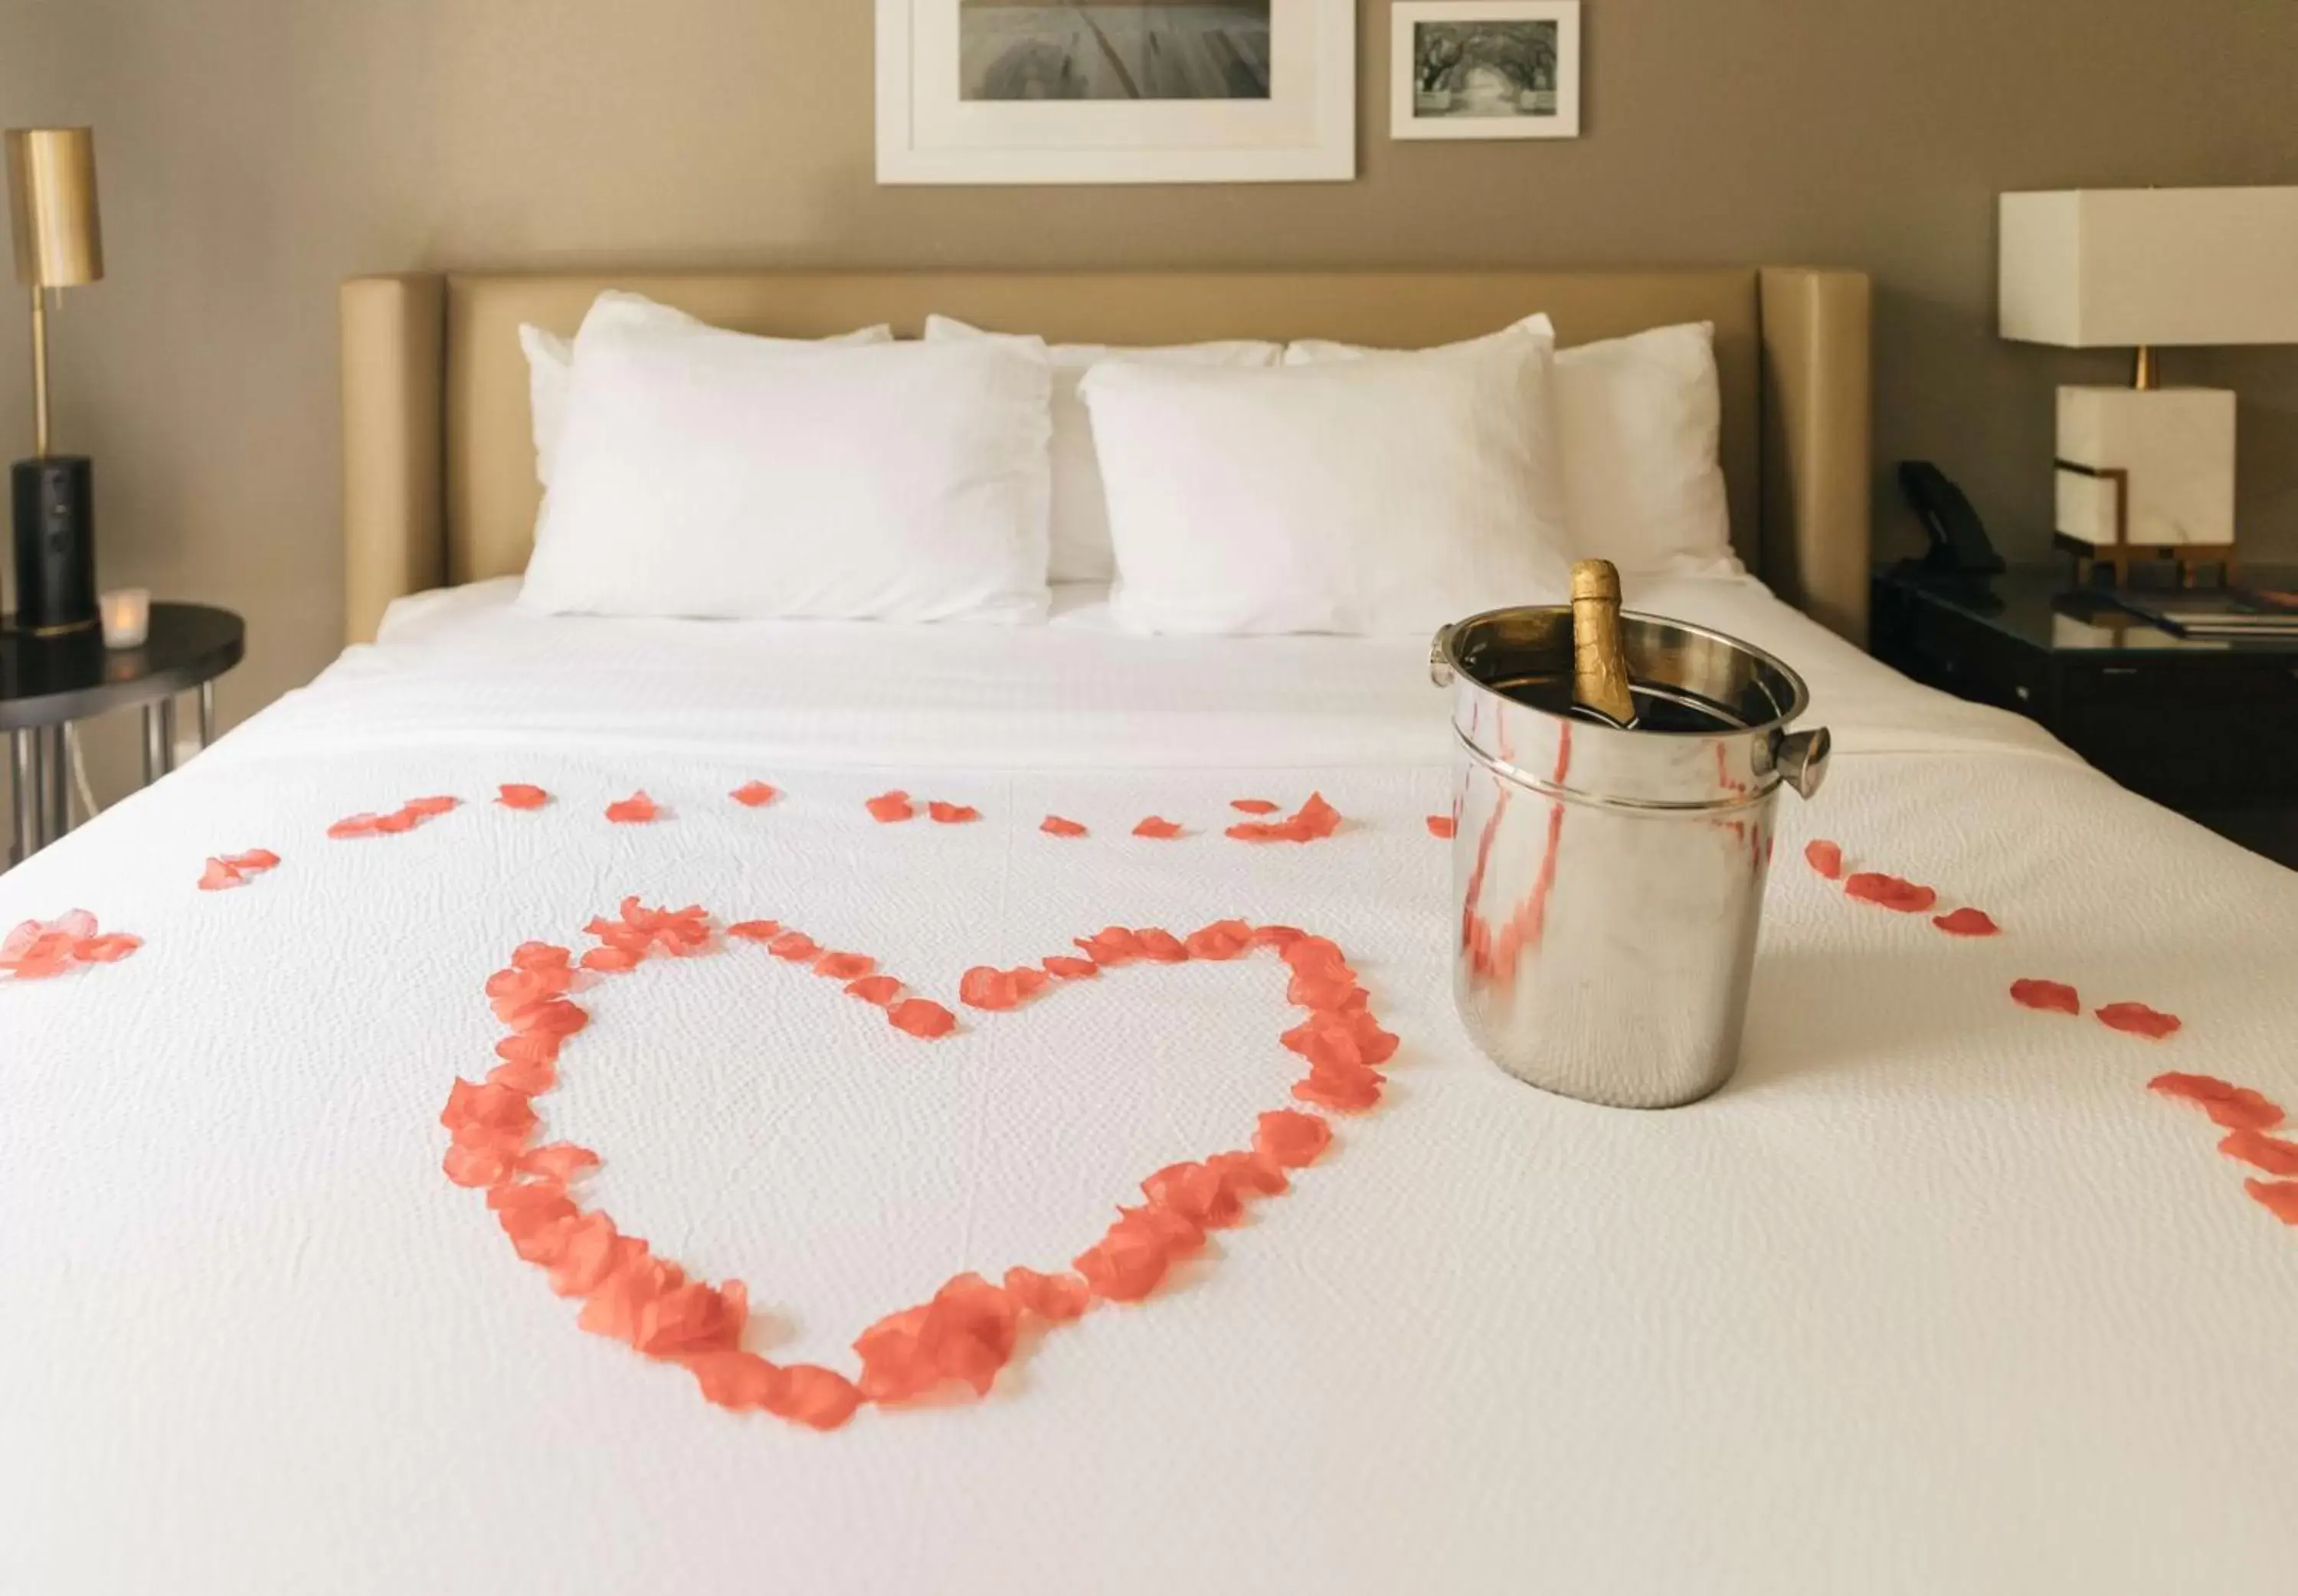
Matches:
[[2, 0, 2294, 800]]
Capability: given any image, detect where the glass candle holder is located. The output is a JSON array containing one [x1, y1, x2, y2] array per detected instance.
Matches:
[[100, 587, 150, 649]]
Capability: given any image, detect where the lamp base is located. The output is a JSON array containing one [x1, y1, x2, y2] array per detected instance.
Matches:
[[2054, 386, 2236, 549], [9, 455, 97, 635], [2055, 532, 2237, 590]]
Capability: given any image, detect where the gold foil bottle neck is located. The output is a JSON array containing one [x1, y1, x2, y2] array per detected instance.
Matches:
[[1570, 559, 1637, 726]]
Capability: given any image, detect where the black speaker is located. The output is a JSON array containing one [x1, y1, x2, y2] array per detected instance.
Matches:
[[11, 455, 97, 634]]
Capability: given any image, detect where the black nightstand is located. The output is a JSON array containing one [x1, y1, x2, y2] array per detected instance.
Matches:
[[1870, 566, 2298, 868], [3, 603, 246, 866]]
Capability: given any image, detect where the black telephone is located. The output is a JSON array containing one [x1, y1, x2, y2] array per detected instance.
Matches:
[[1899, 461, 2005, 579]]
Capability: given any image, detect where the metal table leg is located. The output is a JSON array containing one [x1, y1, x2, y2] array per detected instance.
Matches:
[[142, 695, 177, 785], [8, 728, 35, 865], [38, 723, 70, 841], [198, 682, 214, 751]]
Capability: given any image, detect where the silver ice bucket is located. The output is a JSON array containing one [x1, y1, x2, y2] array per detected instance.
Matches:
[[1430, 607, 1832, 1109]]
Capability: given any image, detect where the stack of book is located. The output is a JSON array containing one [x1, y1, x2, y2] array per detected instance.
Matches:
[[2112, 584, 2298, 640]]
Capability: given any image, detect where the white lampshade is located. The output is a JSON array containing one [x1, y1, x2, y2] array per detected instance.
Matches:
[[1999, 186, 2298, 348]]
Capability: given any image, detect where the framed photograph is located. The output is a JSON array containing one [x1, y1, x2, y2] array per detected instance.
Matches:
[[876, 0, 1356, 185], [1391, 2, 1581, 141]]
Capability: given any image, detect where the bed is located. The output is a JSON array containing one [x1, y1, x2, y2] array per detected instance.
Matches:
[[4, 269, 2294, 1595]]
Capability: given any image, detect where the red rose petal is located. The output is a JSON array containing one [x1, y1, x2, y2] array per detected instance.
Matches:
[[197, 858, 246, 891], [683, 1348, 784, 1411], [765, 1365, 863, 1431], [1288, 792, 1341, 840], [2218, 1129, 2298, 1178], [853, 1273, 1020, 1403], [959, 966, 1023, 1011], [519, 1143, 601, 1182], [767, 931, 821, 962], [813, 950, 876, 981], [575, 1244, 678, 1346], [1072, 1215, 1177, 1304], [1228, 790, 1343, 845], [1075, 927, 1142, 966], [725, 921, 782, 944], [2097, 1001, 2181, 1040], [1254, 1109, 1332, 1169], [1134, 928, 1189, 964], [1003, 1266, 1092, 1323], [547, 1214, 624, 1297], [844, 974, 902, 1006], [1042, 955, 1098, 980], [493, 1032, 562, 1072], [730, 780, 779, 809], [1230, 799, 1281, 815], [1844, 872, 1937, 913], [633, 1277, 751, 1359], [1292, 1066, 1383, 1113], [580, 946, 642, 974], [224, 849, 280, 872], [1183, 919, 1252, 961], [1207, 1148, 1289, 1197], [442, 1143, 512, 1189], [2149, 1073, 2286, 1131], [1427, 815, 1456, 839], [605, 791, 660, 825], [1805, 839, 1845, 880], [2011, 978, 2082, 1015], [1141, 1161, 1246, 1229], [332, 796, 457, 839], [928, 801, 981, 825], [1040, 815, 1087, 838], [2244, 1179, 2298, 1225], [1932, 907, 2000, 937], [498, 784, 550, 810], [1132, 816, 1183, 839], [866, 790, 915, 824], [70, 933, 141, 963], [889, 998, 955, 1039]]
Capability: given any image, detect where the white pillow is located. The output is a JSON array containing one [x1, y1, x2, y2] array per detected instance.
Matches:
[[925, 315, 1282, 584], [1079, 329, 1573, 636], [1287, 319, 1737, 577], [519, 293, 892, 489], [518, 316, 1053, 623]]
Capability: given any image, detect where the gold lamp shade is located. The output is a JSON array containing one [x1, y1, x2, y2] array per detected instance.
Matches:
[[7, 128, 103, 289]]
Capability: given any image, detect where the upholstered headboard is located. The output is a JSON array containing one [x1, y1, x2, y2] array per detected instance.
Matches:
[[340, 268, 1871, 645]]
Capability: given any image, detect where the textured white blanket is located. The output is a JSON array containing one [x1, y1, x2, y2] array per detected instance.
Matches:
[[3, 578, 2293, 1595]]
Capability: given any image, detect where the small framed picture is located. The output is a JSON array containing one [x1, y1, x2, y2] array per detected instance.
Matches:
[[1392, 1, 1582, 142]]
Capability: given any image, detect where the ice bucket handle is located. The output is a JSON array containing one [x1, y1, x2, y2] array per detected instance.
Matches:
[[1429, 623, 1457, 688], [1775, 726, 1832, 800]]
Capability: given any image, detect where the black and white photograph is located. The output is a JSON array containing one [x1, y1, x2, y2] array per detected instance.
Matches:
[[878, 0, 1356, 185], [1390, 2, 1582, 140], [960, 2, 1273, 101]]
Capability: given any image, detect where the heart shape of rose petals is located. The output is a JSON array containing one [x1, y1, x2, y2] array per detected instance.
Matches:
[[440, 904, 1393, 1431]]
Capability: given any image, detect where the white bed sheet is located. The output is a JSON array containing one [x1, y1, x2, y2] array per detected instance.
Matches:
[[4, 574, 2295, 1596], [231, 574, 2069, 772]]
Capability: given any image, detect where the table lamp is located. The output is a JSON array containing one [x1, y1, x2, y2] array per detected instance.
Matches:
[[5, 126, 103, 634], [1999, 185, 2298, 584]]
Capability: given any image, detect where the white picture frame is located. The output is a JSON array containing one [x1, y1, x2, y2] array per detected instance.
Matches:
[[1391, 1, 1582, 142], [877, 0, 1356, 185]]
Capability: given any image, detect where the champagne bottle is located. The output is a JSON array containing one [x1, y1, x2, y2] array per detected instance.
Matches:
[[1570, 559, 1638, 727]]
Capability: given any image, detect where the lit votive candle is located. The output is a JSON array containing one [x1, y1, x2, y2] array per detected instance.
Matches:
[[100, 587, 151, 649]]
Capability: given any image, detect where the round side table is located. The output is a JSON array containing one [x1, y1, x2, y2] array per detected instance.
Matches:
[[3, 603, 246, 865]]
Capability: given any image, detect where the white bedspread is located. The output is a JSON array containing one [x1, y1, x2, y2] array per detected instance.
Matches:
[[4, 576, 2294, 1595]]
